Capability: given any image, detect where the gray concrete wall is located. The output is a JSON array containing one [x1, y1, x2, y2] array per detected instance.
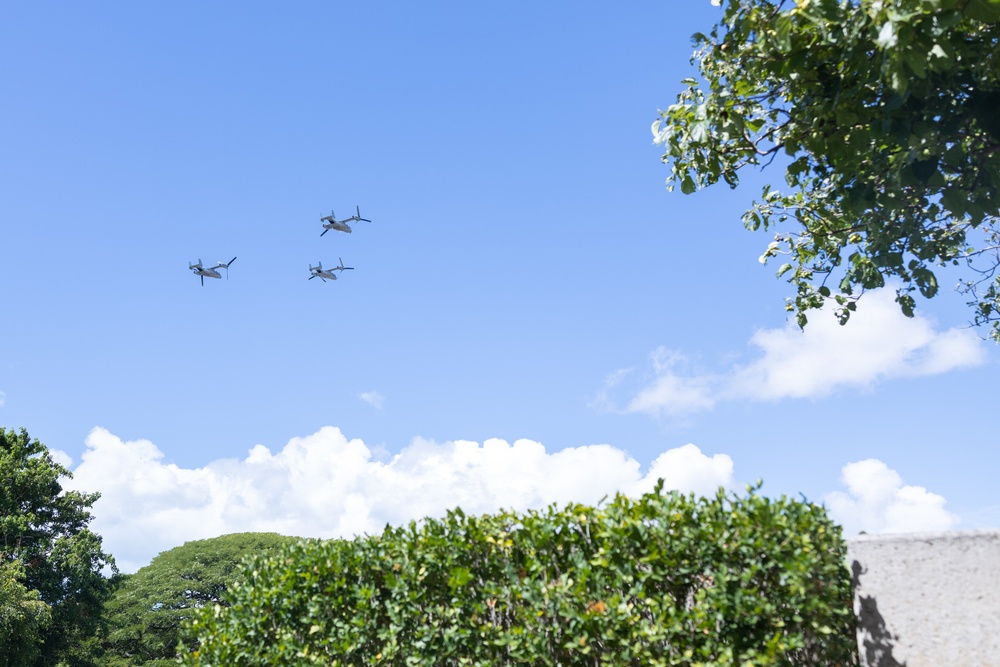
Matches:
[[848, 530, 1000, 667]]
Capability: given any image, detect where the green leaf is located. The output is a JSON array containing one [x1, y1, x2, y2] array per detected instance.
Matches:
[[656, 0, 1000, 338], [181, 488, 858, 666], [965, 0, 1000, 22], [0, 428, 116, 667]]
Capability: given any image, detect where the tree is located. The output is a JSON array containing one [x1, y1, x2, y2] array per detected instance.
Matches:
[[0, 561, 51, 667], [100, 532, 298, 667], [0, 427, 116, 666], [655, 0, 1000, 335]]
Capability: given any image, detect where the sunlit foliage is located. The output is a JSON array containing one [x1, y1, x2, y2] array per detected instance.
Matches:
[[0, 427, 115, 667], [185, 485, 856, 666], [100, 533, 298, 667], [656, 0, 1000, 336]]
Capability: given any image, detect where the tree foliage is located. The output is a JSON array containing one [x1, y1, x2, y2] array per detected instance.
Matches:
[[0, 427, 116, 666], [655, 0, 1000, 335], [0, 561, 52, 667], [100, 532, 298, 667], [184, 485, 856, 666]]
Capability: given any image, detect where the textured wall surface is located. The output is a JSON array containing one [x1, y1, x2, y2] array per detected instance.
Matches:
[[847, 530, 1000, 667]]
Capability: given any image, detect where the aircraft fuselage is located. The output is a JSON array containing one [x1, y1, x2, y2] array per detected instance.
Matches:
[[322, 220, 352, 234]]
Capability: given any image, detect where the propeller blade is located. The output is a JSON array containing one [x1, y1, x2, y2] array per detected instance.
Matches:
[[320, 228, 328, 237]]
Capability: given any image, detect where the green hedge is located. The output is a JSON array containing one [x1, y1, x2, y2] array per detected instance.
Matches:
[[184, 484, 856, 666]]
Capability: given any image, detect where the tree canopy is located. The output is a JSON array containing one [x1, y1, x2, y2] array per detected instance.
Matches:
[[655, 0, 1000, 335], [0, 427, 116, 666], [0, 561, 51, 667], [100, 532, 298, 667]]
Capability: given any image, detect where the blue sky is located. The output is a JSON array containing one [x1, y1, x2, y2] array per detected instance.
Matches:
[[2, 2, 996, 571]]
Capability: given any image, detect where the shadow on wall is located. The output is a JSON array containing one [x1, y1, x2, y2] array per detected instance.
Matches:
[[853, 560, 906, 667]]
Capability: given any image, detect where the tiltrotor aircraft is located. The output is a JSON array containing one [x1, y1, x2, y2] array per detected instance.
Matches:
[[320, 205, 371, 236], [309, 258, 354, 282], [189, 257, 236, 286]]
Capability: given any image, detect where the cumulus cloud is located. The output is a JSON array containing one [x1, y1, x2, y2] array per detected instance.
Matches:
[[601, 289, 985, 419], [825, 459, 959, 535], [643, 444, 735, 497], [728, 290, 983, 400], [65, 427, 736, 572], [49, 449, 74, 469], [359, 390, 385, 410]]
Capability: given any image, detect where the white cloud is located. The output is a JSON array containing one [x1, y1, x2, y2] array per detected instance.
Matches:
[[0, 390, 6, 408], [65, 427, 736, 573], [49, 449, 74, 469], [359, 390, 384, 410], [603, 289, 985, 418], [60, 428, 962, 571], [588, 368, 633, 413], [728, 290, 984, 400], [825, 459, 959, 535], [625, 349, 717, 418], [642, 444, 734, 498]]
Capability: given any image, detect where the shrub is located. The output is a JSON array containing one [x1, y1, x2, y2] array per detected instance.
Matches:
[[184, 483, 856, 666]]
